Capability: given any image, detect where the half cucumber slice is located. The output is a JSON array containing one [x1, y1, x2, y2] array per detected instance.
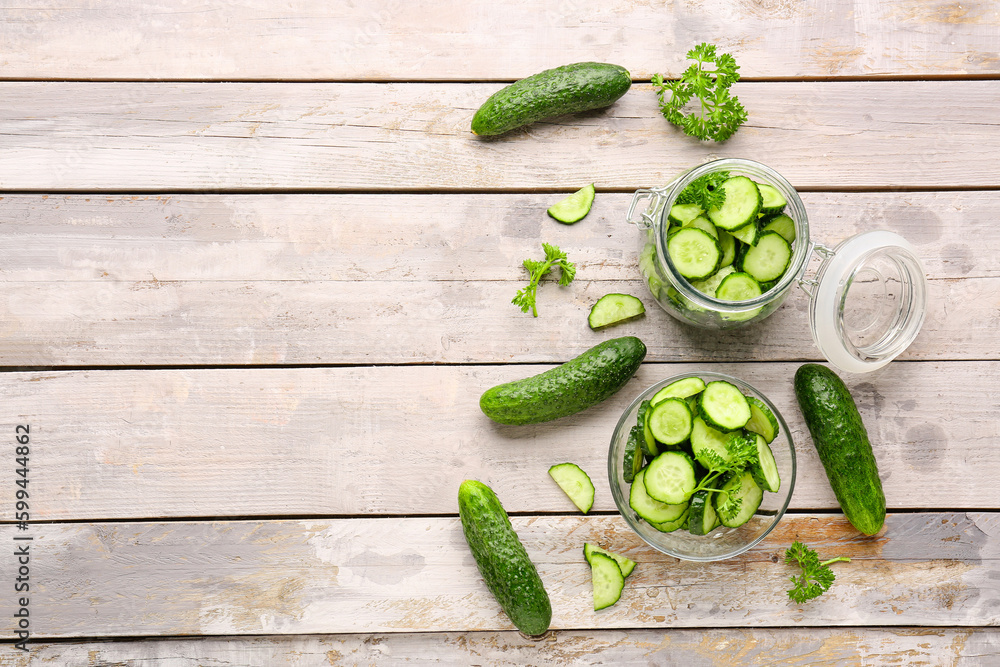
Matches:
[[548, 462, 595, 513], [588, 293, 645, 330], [547, 183, 596, 224]]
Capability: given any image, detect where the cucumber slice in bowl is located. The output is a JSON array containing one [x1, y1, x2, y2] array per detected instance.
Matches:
[[646, 398, 693, 446], [745, 397, 779, 444], [687, 489, 720, 536], [547, 183, 596, 224], [714, 471, 764, 528], [651, 376, 706, 405], [622, 425, 644, 484], [749, 433, 781, 493], [698, 381, 752, 432], [548, 462, 595, 513], [643, 451, 697, 505], [629, 468, 688, 524], [588, 293, 645, 329]]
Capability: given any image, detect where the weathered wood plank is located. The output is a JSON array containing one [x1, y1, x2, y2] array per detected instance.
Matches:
[[4, 627, 999, 666], [2, 362, 996, 520], [3, 513, 998, 637], [0, 192, 993, 366], [1, 0, 998, 80], [1, 81, 998, 191]]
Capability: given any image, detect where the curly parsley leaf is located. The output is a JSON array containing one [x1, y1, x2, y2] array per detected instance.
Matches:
[[512, 243, 577, 317], [652, 43, 748, 142], [675, 170, 731, 211], [785, 541, 851, 604]]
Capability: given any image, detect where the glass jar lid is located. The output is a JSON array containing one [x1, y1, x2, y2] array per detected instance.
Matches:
[[808, 230, 927, 373]]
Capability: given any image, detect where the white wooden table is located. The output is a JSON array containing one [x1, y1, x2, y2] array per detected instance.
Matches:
[[2, 2, 1000, 664]]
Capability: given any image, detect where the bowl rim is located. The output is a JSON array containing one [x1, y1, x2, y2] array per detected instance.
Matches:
[[607, 370, 797, 561]]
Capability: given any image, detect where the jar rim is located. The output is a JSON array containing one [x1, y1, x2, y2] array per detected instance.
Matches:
[[655, 158, 812, 312]]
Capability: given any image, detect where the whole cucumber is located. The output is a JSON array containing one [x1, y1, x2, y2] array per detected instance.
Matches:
[[480, 336, 646, 425], [458, 480, 552, 636], [793, 363, 886, 535], [471, 62, 631, 136]]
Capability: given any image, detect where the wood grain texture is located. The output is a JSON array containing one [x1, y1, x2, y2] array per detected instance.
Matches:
[[1, 81, 998, 191], [1, 0, 998, 80], [4, 627, 999, 666], [0, 191, 994, 366], [2, 513, 997, 637], [2, 361, 996, 520]]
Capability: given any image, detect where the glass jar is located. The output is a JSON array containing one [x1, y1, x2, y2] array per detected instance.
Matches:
[[627, 158, 928, 373]]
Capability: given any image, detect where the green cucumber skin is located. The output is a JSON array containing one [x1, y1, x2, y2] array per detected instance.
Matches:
[[471, 62, 631, 136], [480, 336, 646, 425], [794, 364, 886, 535], [458, 480, 552, 635]]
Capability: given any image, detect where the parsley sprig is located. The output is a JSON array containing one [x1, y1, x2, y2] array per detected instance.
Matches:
[[652, 43, 748, 142], [512, 243, 576, 317], [785, 541, 851, 604], [676, 170, 731, 211], [686, 430, 758, 516]]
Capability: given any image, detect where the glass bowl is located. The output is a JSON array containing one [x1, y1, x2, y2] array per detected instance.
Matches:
[[607, 371, 796, 561]]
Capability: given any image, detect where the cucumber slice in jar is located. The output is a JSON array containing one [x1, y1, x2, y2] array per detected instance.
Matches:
[[749, 432, 781, 493], [745, 396, 779, 444], [547, 184, 595, 224], [762, 213, 796, 244], [643, 451, 697, 505], [667, 227, 722, 281], [729, 220, 760, 246], [584, 543, 635, 578], [629, 468, 688, 524], [588, 293, 646, 329], [756, 182, 787, 216], [718, 229, 737, 267], [698, 381, 752, 432], [715, 271, 763, 302], [707, 176, 762, 231], [588, 551, 625, 610], [668, 203, 704, 226], [714, 471, 764, 528], [690, 265, 736, 299], [741, 231, 792, 283], [646, 398, 694, 446], [548, 463, 595, 513], [682, 215, 719, 239], [651, 377, 707, 405]]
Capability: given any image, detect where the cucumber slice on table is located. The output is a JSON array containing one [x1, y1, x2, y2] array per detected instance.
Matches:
[[584, 543, 635, 578], [588, 293, 645, 329], [756, 182, 787, 216], [687, 489, 720, 536], [547, 184, 596, 224], [745, 396, 779, 444], [707, 176, 762, 231], [699, 381, 752, 432], [762, 214, 796, 244], [646, 398, 693, 446], [749, 433, 781, 493], [667, 227, 721, 281], [714, 471, 764, 528], [629, 468, 688, 524], [643, 451, 697, 505], [742, 231, 792, 283], [651, 377, 707, 404], [548, 462, 595, 513], [588, 551, 626, 610]]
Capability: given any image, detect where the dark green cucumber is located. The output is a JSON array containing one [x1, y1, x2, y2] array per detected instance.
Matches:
[[471, 62, 631, 136], [480, 336, 646, 425], [793, 364, 886, 536], [458, 480, 552, 635]]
